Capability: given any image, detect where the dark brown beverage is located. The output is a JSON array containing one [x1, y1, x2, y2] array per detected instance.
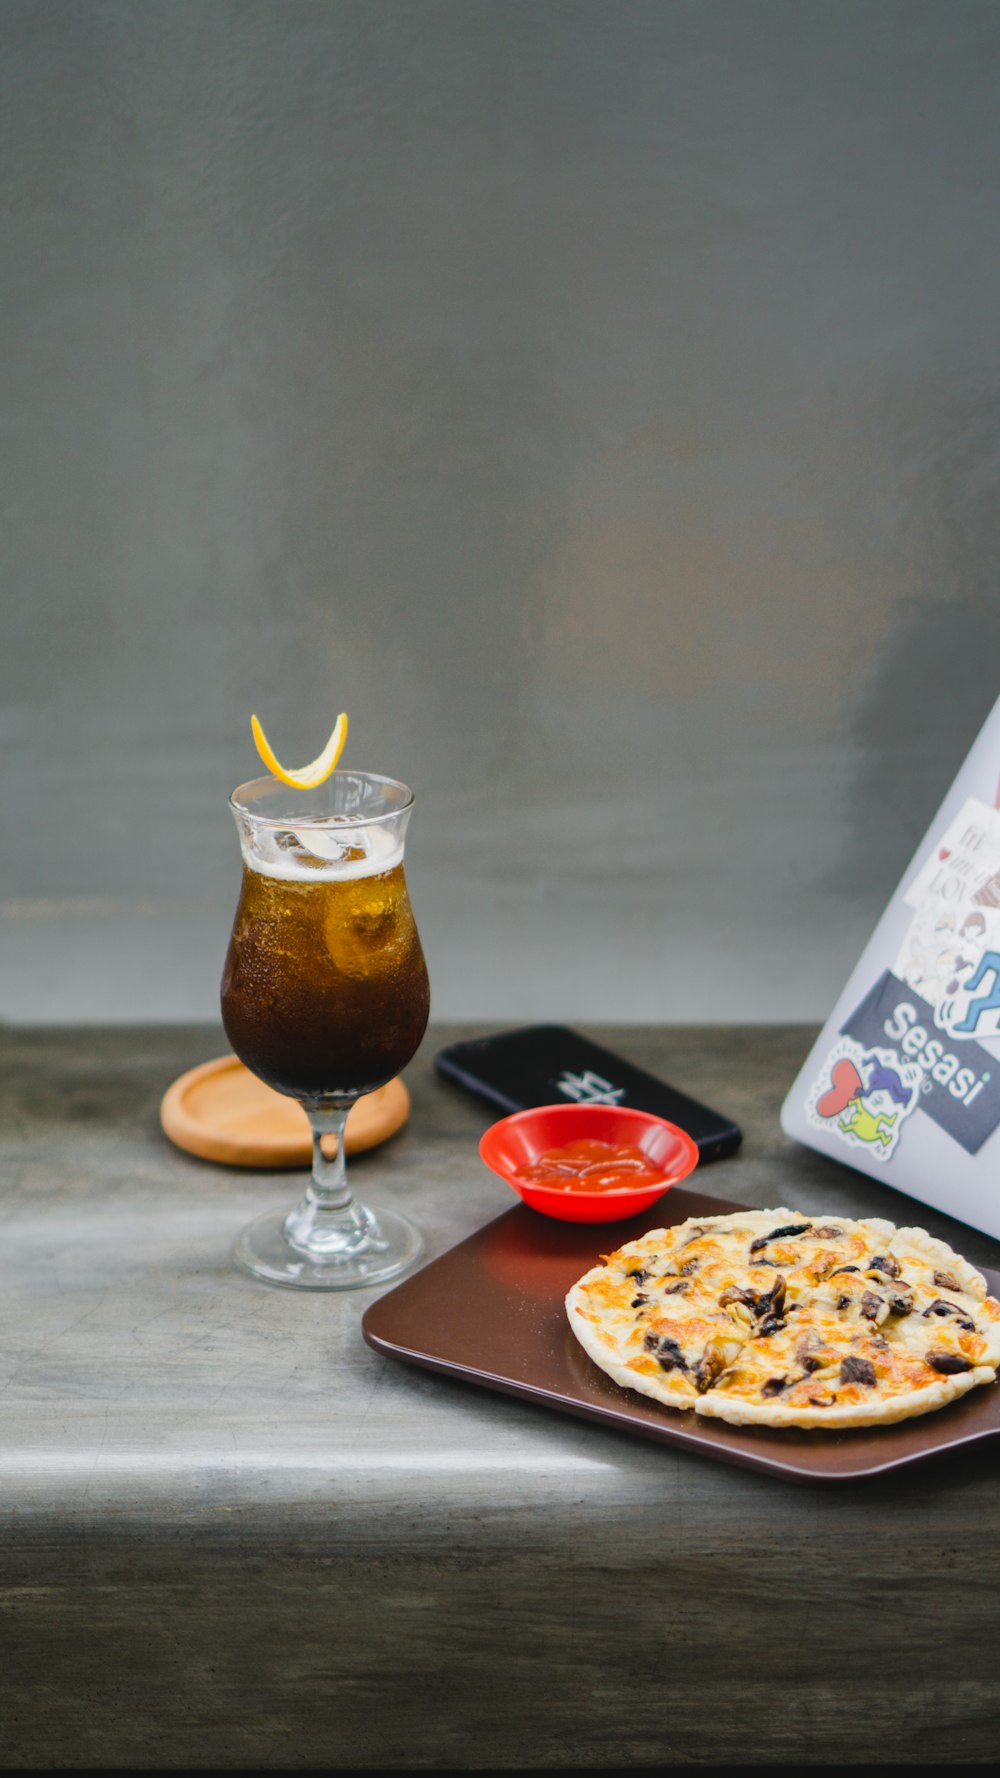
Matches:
[[221, 859, 430, 1100]]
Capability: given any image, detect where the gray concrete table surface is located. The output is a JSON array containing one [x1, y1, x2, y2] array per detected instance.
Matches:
[[1, 1021, 998, 1771]]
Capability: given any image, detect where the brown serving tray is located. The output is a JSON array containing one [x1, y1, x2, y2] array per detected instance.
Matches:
[[362, 1185, 1000, 1485]]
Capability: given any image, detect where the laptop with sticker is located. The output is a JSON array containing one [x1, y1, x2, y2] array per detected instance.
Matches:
[[781, 693, 1000, 1240]]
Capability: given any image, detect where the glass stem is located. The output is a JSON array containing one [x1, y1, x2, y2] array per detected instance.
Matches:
[[308, 1104, 353, 1212], [283, 1101, 383, 1258]]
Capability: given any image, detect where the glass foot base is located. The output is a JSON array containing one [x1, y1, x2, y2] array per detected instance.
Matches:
[[233, 1203, 423, 1290]]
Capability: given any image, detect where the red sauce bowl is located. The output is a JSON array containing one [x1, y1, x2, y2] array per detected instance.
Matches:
[[478, 1102, 699, 1223]]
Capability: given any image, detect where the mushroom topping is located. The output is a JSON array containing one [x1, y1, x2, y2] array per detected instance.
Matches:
[[718, 1276, 788, 1323], [646, 1335, 689, 1374], [860, 1290, 887, 1323], [630, 1295, 648, 1308], [662, 1279, 690, 1296], [694, 1342, 729, 1394], [812, 1225, 844, 1239], [755, 1275, 787, 1319], [867, 1254, 901, 1280], [753, 1274, 788, 1338], [749, 1222, 812, 1253], [795, 1331, 835, 1373], [922, 1299, 976, 1332], [679, 1258, 700, 1276], [806, 1391, 837, 1407], [760, 1377, 787, 1398], [839, 1355, 877, 1386], [718, 1284, 756, 1310], [831, 1265, 860, 1276], [732, 1305, 757, 1332], [626, 1267, 650, 1284], [887, 1289, 915, 1317], [933, 1269, 962, 1292], [927, 1351, 974, 1374]]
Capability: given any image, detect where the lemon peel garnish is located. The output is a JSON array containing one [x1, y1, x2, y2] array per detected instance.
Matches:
[[251, 712, 348, 788]]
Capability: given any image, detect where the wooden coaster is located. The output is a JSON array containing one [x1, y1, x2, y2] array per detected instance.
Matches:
[[160, 1054, 411, 1169]]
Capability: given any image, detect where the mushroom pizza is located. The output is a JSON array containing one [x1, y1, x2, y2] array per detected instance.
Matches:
[[566, 1209, 1000, 1429]]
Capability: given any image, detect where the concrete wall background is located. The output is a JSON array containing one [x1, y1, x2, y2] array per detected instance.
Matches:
[[3, 0, 1000, 1026]]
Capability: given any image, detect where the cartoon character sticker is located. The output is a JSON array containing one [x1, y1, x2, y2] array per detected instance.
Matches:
[[805, 1038, 923, 1161], [898, 907, 985, 1007], [894, 794, 1000, 1043], [935, 931, 1000, 1040]]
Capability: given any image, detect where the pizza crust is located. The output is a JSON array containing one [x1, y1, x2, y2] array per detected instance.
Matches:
[[693, 1366, 993, 1429], [566, 1297, 699, 1409], [565, 1209, 999, 1433], [888, 1225, 988, 1299]]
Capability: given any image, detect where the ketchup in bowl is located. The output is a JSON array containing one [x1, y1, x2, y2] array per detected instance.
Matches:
[[480, 1103, 700, 1223], [514, 1137, 666, 1192]]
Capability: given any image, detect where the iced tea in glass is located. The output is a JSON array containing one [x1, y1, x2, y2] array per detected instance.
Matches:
[[221, 770, 429, 1288]]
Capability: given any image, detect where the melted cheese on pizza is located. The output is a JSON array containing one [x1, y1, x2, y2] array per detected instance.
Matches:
[[566, 1209, 1000, 1430]]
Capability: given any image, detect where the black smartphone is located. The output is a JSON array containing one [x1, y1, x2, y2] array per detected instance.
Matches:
[[434, 1023, 742, 1163]]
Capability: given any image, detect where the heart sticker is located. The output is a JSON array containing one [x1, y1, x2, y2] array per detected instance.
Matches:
[[816, 1057, 863, 1118]]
